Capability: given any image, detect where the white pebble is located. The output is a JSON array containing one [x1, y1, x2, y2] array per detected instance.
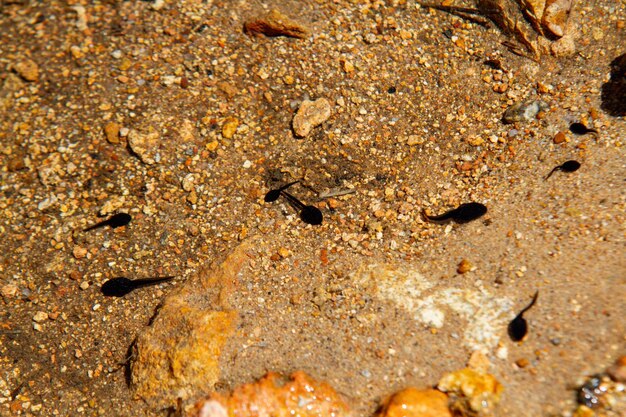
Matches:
[[242, 160, 252, 169]]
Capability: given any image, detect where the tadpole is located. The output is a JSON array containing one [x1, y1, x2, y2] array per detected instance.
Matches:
[[422, 202, 487, 224], [545, 160, 581, 180], [280, 191, 323, 225], [569, 122, 598, 136], [101, 276, 175, 297], [508, 290, 539, 342], [264, 181, 299, 202], [83, 213, 132, 232]]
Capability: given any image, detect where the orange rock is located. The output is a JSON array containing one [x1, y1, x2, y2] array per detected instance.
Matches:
[[377, 388, 451, 417], [131, 240, 256, 408], [438, 368, 502, 415], [553, 131, 567, 144], [191, 371, 352, 417]]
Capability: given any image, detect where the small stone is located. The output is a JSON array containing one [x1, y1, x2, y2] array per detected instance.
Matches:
[[73, 246, 88, 259], [407, 135, 425, 146], [33, 311, 49, 323], [244, 9, 309, 39], [553, 131, 567, 144], [104, 122, 121, 144], [79, 281, 90, 290], [342, 60, 355, 73], [187, 191, 198, 205], [128, 128, 160, 164], [457, 259, 472, 274], [13, 59, 39, 82], [181, 174, 195, 192], [515, 358, 530, 368], [292, 98, 332, 138], [1, 284, 18, 297], [222, 117, 239, 139], [502, 100, 549, 124], [377, 388, 451, 417]]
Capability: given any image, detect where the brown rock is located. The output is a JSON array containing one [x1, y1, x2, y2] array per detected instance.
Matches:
[[131, 240, 255, 408], [13, 59, 39, 82], [190, 371, 352, 417], [104, 122, 120, 144], [553, 131, 567, 144], [244, 9, 309, 39], [457, 259, 472, 274], [292, 98, 332, 138], [377, 388, 452, 417]]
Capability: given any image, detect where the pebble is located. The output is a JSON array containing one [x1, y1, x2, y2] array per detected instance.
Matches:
[[181, 174, 195, 192], [553, 131, 567, 144], [457, 259, 472, 274], [128, 128, 160, 164], [104, 122, 121, 144], [73, 245, 88, 259], [222, 117, 239, 139], [502, 100, 549, 124], [79, 281, 90, 290], [292, 98, 332, 138], [33, 311, 48, 322], [407, 135, 425, 146], [13, 59, 39, 82], [1, 284, 18, 297]]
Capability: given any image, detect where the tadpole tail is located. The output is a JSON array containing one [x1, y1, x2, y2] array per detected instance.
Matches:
[[83, 220, 109, 232], [520, 290, 539, 315], [277, 180, 300, 192], [421, 208, 455, 224], [545, 167, 559, 180], [280, 191, 305, 211], [132, 276, 176, 288]]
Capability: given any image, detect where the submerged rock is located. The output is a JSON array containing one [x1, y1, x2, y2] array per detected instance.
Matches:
[[438, 368, 503, 416], [377, 388, 451, 417], [131, 240, 256, 408], [189, 371, 352, 417]]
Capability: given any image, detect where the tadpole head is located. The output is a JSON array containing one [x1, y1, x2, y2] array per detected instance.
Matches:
[[560, 160, 581, 173], [108, 213, 132, 229], [101, 277, 134, 297], [264, 189, 281, 202], [507, 317, 528, 342], [453, 202, 487, 223], [300, 206, 323, 225]]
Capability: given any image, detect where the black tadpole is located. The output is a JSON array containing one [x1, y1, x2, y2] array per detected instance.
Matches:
[[545, 160, 581, 180], [83, 213, 132, 232], [569, 122, 598, 136], [101, 276, 175, 297], [422, 202, 487, 224], [281, 191, 323, 225], [264, 181, 299, 202], [508, 290, 539, 342]]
